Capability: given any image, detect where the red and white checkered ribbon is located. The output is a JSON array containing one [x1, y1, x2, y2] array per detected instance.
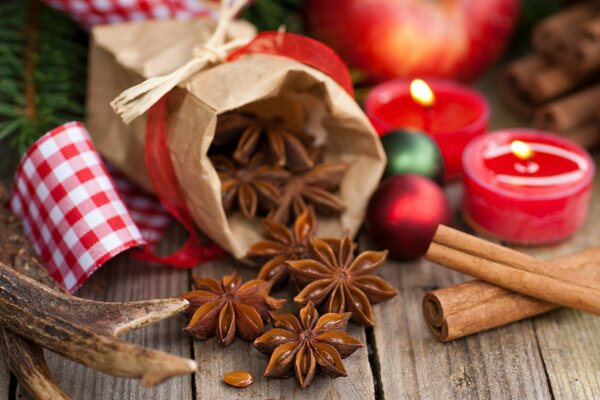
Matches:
[[108, 166, 171, 245], [43, 0, 219, 30], [9, 122, 171, 292]]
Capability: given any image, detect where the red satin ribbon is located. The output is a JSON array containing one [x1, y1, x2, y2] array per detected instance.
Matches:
[[142, 31, 354, 267], [134, 97, 225, 266], [229, 31, 354, 97]]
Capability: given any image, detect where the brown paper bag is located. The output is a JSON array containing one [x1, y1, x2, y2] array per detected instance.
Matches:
[[86, 18, 386, 258]]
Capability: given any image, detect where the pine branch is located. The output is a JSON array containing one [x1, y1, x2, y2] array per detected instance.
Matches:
[[0, 0, 88, 155], [242, 0, 306, 33]]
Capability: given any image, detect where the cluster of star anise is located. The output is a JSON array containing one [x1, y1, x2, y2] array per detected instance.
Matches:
[[211, 112, 346, 224], [180, 213, 397, 387], [181, 274, 367, 389], [248, 207, 398, 326]]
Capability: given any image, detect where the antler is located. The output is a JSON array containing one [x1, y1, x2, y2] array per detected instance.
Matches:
[[0, 330, 68, 400], [0, 262, 196, 386], [0, 186, 195, 398], [0, 184, 68, 399]]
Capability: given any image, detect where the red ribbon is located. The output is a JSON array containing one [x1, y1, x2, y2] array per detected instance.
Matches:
[[134, 97, 225, 266], [228, 31, 354, 97], [142, 31, 354, 267]]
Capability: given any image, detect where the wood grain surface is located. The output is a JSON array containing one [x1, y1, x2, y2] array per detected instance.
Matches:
[[371, 256, 552, 400]]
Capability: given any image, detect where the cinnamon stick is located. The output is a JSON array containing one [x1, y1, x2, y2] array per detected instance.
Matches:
[[498, 55, 545, 117], [532, 1, 600, 60], [564, 15, 600, 73], [500, 54, 595, 111], [569, 39, 600, 74], [423, 248, 600, 342], [504, 54, 547, 88], [579, 15, 600, 42], [560, 120, 600, 149], [425, 225, 600, 316], [528, 64, 596, 103], [498, 72, 535, 118], [533, 83, 600, 132]]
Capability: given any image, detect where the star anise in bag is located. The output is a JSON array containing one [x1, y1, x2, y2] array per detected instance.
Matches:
[[254, 302, 363, 389], [246, 206, 318, 288], [180, 272, 285, 346], [288, 234, 397, 326], [269, 162, 347, 225], [212, 153, 290, 219], [215, 112, 315, 172]]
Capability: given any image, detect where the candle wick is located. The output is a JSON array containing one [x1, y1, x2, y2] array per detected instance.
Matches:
[[514, 160, 539, 174]]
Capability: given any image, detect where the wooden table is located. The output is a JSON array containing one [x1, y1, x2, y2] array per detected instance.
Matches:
[[2, 73, 600, 400]]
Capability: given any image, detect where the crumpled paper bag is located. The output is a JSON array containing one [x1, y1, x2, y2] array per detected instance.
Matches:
[[86, 18, 386, 258]]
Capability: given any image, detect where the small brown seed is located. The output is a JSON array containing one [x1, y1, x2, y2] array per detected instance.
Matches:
[[223, 371, 254, 388]]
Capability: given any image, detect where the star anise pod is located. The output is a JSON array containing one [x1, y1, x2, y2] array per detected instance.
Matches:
[[180, 272, 285, 346], [287, 234, 397, 326], [254, 302, 363, 389], [212, 153, 290, 219], [246, 206, 318, 288], [269, 162, 347, 225], [212, 113, 256, 146], [215, 112, 315, 172]]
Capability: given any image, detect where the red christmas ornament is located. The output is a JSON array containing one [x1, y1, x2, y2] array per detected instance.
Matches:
[[365, 174, 451, 260]]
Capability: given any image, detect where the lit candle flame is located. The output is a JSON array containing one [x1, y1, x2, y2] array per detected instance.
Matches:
[[511, 140, 534, 161], [410, 79, 436, 107]]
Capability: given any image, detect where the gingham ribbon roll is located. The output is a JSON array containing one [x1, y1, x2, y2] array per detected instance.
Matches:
[[9, 122, 171, 292], [43, 0, 219, 30], [108, 165, 172, 245]]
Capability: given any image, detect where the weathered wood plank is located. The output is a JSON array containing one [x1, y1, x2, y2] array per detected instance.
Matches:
[[192, 258, 375, 400], [29, 230, 193, 400], [532, 309, 600, 399], [371, 256, 552, 400], [516, 162, 600, 400]]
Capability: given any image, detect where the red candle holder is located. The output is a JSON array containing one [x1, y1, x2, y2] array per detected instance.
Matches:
[[462, 129, 595, 245], [364, 78, 490, 181]]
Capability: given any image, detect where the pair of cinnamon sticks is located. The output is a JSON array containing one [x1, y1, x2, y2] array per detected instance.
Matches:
[[500, 1, 600, 149], [423, 226, 600, 342]]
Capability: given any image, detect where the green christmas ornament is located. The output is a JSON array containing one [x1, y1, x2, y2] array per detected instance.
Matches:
[[381, 129, 444, 184]]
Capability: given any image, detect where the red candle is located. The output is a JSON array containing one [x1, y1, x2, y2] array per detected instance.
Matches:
[[364, 78, 489, 180], [462, 130, 595, 245]]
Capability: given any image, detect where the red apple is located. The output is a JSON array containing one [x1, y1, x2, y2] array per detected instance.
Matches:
[[305, 0, 519, 82]]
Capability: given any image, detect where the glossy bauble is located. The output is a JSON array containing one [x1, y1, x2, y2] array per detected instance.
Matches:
[[365, 174, 451, 260], [381, 129, 444, 185], [306, 0, 519, 82]]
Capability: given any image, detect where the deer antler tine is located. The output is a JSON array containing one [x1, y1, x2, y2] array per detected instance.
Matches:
[[0, 329, 69, 400], [111, 298, 191, 336], [1, 190, 70, 400], [76, 298, 191, 337], [0, 262, 196, 386]]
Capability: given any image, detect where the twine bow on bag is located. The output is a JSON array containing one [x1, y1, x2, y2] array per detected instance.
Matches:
[[111, 0, 252, 125]]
